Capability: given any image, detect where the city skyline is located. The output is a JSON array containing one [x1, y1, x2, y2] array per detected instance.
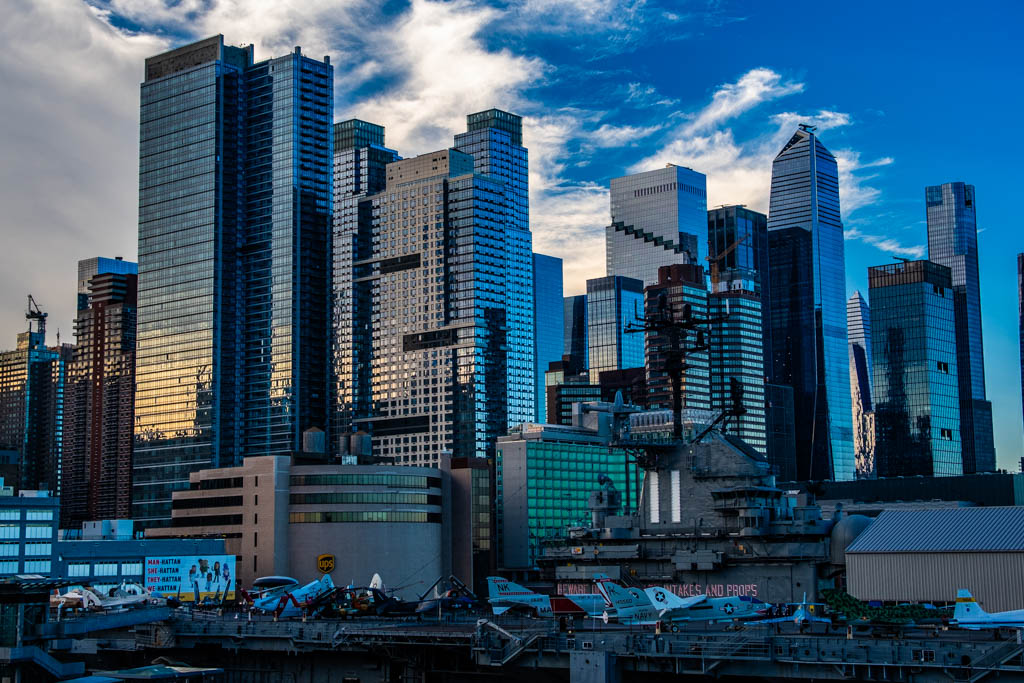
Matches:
[[1, 1, 1022, 466]]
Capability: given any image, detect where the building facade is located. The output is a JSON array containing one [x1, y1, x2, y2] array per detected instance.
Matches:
[[847, 291, 875, 479], [355, 150, 510, 463], [0, 327, 70, 495], [148, 456, 446, 597], [76, 257, 137, 312], [767, 126, 854, 481], [330, 120, 400, 453], [454, 109, 535, 431], [134, 36, 333, 525], [586, 276, 645, 383], [563, 294, 588, 371], [925, 182, 994, 473], [0, 487, 59, 577], [869, 261, 961, 477], [62, 268, 138, 528], [606, 166, 707, 286], [532, 254, 564, 423], [644, 265, 711, 416]]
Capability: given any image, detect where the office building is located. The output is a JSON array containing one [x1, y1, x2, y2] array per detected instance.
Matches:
[[355, 150, 513, 463], [330, 120, 400, 451], [764, 383, 797, 480], [544, 357, 599, 425], [134, 36, 333, 525], [606, 166, 707, 286], [62, 267, 138, 528], [455, 109, 535, 431], [644, 265, 711, 417], [0, 484, 59, 577], [532, 254, 564, 423], [0, 322, 71, 495], [847, 291, 875, 478], [448, 456, 495, 596], [869, 261, 961, 477], [563, 294, 588, 370], [496, 402, 640, 570], [76, 257, 137, 312], [926, 182, 994, 473], [148, 456, 446, 597], [767, 126, 854, 481], [707, 206, 769, 453], [587, 275, 645, 383]]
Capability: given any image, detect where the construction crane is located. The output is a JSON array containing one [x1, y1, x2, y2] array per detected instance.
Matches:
[[26, 295, 47, 338], [706, 234, 748, 293]]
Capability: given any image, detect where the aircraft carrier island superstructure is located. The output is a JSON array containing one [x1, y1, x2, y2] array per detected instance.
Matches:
[[538, 429, 869, 605]]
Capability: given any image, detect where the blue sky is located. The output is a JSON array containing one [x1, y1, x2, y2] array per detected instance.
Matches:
[[1, 0, 1021, 465]]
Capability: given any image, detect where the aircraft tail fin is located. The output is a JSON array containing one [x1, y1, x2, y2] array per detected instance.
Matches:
[[370, 573, 384, 591], [321, 574, 334, 590], [644, 587, 702, 610], [486, 576, 534, 599], [955, 589, 987, 622], [594, 577, 650, 610]]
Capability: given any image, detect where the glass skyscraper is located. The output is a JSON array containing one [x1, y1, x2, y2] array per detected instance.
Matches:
[[847, 291, 875, 478], [925, 182, 994, 473], [455, 109, 534, 430], [330, 119, 400, 451], [587, 276, 645, 383], [869, 261, 961, 477], [532, 254, 564, 423], [563, 294, 588, 371], [134, 36, 333, 524], [1019, 253, 1024, 446], [767, 125, 854, 481], [606, 165, 707, 286]]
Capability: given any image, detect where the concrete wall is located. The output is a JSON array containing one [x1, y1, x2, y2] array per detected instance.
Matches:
[[847, 552, 1024, 611]]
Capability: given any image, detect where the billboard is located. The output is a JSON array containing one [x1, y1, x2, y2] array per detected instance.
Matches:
[[145, 555, 236, 603]]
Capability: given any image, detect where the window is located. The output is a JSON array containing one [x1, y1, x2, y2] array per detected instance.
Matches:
[[0, 561, 18, 574], [25, 525, 52, 539], [94, 562, 118, 576], [26, 510, 53, 521], [24, 560, 50, 573], [0, 510, 19, 521], [0, 543, 17, 557], [68, 562, 90, 577], [0, 525, 19, 539], [121, 562, 142, 576], [940, 428, 953, 440], [24, 543, 50, 556]]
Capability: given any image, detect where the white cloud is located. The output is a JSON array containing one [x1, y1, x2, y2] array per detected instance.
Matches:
[[845, 226, 925, 259], [683, 68, 803, 135]]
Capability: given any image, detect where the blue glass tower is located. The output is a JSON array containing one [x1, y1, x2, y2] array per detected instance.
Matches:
[[767, 126, 854, 481], [847, 291, 875, 478], [607, 165, 707, 286], [330, 119, 399, 451], [455, 109, 534, 429], [869, 261, 961, 477], [925, 182, 994, 473], [587, 276, 645, 383], [563, 295, 588, 371], [532, 254, 564, 423], [134, 36, 333, 524]]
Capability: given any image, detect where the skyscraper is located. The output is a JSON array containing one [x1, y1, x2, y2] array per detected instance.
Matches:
[[563, 295, 588, 371], [869, 261, 961, 477], [847, 291, 875, 478], [330, 119, 400, 451], [587, 275, 645, 383], [62, 266, 138, 527], [606, 166, 707, 286], [532, 254, 564, 423], [356, 149, 510, 463], [455, 109, 534, 430], [1019, 253, 1024, 447], [925, 182, 995, 473], [0, 314, 70, 494], [134, 36, 333, 524], [767, 125, 854, 481], [644, 264, 711, 416], [707, 206, 769, 453], [76, 256, 137, 312]]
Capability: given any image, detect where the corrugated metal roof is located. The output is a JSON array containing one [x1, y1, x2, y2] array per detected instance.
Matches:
[[846, 507, 1024, 553]]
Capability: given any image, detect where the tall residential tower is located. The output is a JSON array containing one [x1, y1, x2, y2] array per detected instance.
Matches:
[[925, 182, 994, 473], [134, 36, 333, 524], [847, 291, 874, 478]]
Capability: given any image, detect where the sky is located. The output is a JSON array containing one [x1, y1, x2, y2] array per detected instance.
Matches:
[[1, 0, 1022, 467]]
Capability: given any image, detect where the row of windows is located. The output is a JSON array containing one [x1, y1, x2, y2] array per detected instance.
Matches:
[[289, 492, 441, 506], [289, 511, 441, 524], [0, 560, 50, 574], [0, 510, 53, 521], [0, 524, 54, 539], [67, 561, 142, 577], [289, 474, 440, 489]]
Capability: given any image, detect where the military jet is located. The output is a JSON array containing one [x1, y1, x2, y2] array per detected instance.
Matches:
[[486, 577, 604, 617], [952, 589, 1024, 629]]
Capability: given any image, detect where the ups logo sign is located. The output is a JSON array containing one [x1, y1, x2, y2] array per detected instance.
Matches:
[[317, 554, 335, 574]]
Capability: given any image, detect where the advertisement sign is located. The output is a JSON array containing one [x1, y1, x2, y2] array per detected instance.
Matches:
[[145, 555, 236, 603], [317, 554, 335, 573]]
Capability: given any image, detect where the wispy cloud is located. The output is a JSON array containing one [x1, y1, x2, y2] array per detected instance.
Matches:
[[845, 226, 925, 259]]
